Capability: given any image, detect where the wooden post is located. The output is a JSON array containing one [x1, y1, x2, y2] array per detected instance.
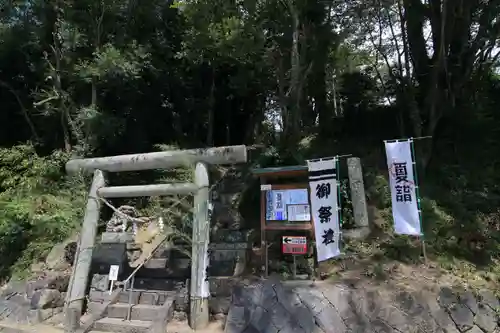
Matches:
[[66, 145, 247, 174], [189, 162, 210, 329], [65, 170, 105, 333], [346, 157, 370, 238]]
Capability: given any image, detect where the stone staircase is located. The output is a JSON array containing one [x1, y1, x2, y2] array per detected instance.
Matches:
[[85, 277, 188, 333], [86, 230, 189, 333]]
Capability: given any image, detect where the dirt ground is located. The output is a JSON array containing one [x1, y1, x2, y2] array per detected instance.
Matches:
[[166, 319, 225, 333], [0, 322, 64, 333]]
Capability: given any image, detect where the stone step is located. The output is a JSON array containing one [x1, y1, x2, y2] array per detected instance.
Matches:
[[89, 290, 188, 311], [107, 303, 164, 321], [89, 290, 171, 306], [90, 277, 185, 296], [131, 277, 187, 291], [143, 258, 167, 269], [101, 232, 135, 244], [92, 317, 151, 333]]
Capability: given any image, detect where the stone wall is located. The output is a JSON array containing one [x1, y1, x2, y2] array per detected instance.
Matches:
[[210, 166, 253, 278], [224, 279, 500, 333]]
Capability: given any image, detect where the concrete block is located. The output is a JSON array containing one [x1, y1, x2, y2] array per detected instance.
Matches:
[[117, 291, 140, 305], [138, 292, 160, 305], [87, 301, 107, 315], [89, 290, 111, 303], [107, 304, 164, 321]]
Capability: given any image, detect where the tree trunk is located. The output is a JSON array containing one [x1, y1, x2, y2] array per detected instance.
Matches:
[[284, 3, 301, 149], [206, 68, 215, 146]]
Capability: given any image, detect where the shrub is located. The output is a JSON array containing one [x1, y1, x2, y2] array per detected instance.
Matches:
[[0, 144, 87, 280]]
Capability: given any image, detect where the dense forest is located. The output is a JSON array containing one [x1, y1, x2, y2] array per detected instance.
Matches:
[[0, 0, 499, 281]]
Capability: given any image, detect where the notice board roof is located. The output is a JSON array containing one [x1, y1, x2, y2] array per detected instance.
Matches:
[[251, 165, 308, 178]]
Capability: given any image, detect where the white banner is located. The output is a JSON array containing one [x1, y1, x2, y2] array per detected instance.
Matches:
[[307, 158, 341, 262], [384, 140, 421, 235]]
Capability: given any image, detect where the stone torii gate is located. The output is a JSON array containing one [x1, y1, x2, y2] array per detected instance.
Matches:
[[63, 145, 248, 332]]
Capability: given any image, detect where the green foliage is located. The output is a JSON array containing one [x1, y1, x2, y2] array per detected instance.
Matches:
[[0, 145, 66, 192], [359, 155, 500, 272], [75, 42, 151, 82], [0, 145, 87, 279]]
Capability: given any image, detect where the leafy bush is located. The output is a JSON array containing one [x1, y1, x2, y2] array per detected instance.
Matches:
[[0, 144, 87, 280]]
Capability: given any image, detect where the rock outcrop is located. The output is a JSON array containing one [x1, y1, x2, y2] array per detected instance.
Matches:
[[224, 278, 500, 333], [0, 272, 70, 326]]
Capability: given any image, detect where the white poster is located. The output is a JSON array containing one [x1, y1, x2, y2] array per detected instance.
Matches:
[[287, 204, 311, 222], [287, 189, 309, 205], [307, 158, 341, 262], [384, 140, 421, 235]]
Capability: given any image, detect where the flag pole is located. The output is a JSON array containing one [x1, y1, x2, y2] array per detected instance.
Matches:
[[335, 156, 342, 228], [335, 156, 343, 254], [409, 138, 428, 264], [384, 136, 432, 143]]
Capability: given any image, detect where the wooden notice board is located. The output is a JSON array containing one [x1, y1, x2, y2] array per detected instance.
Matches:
[[252, 165, 315, 276]]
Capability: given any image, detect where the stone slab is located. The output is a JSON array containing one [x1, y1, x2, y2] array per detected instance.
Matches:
[[93, 318, 151, 333], [143, 258, 167, 269], [101, 232, 135, 243]]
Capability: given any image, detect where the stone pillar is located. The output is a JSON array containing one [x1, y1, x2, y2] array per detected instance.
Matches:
[[346, 157, 370, 238], [65, 170, 105, 332], [190, 162, 210, 329]]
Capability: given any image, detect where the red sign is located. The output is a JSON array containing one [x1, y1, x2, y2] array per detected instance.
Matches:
[[281, 236, 307, 255]]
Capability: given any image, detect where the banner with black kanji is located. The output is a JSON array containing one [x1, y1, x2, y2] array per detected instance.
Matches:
[[307, 158, 341, 262], [384, 140, 421, 235]]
